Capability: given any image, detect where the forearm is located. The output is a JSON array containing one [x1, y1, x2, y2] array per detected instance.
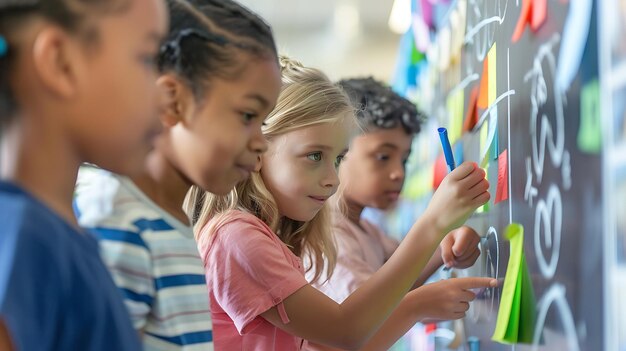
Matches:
[[308, 297, 422, 351], [336, 216, 442, 347], [412, 247, 444, 289]]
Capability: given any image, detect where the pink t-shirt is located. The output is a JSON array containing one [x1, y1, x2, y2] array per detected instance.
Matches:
[[197, 210, 309, 350], [308, 211, 399, 304]]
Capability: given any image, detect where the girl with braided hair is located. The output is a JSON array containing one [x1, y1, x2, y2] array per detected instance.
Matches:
[[73, 0, 281, 349], [0, 0, 167, 350]]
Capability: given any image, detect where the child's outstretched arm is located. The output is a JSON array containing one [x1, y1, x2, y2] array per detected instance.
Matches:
[[308, 276, 496, 351], [261, 162, 489, 349], [413, 225, 482, 288]]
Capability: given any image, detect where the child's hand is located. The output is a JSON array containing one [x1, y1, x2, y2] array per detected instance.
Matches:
[[423, 162, 489, 235], [409, 277, 497, 322], [440, 226, 481, 269]]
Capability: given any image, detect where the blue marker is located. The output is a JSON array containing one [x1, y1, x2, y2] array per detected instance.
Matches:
[[438, 127, 456, 172]]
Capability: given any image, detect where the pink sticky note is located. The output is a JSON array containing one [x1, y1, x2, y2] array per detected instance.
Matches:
[[495, 149, 509, 204]]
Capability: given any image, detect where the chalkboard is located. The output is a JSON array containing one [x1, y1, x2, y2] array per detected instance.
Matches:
[[379, 0, 609, 349]]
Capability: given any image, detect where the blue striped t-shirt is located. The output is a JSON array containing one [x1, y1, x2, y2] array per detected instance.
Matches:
[[74, 168, 213, 351]]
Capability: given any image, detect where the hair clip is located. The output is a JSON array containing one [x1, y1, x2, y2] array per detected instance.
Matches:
[[0, 35, 8, 58]]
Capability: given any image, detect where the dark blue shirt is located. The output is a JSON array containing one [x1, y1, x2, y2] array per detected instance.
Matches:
[[0, 181, 141, 351]]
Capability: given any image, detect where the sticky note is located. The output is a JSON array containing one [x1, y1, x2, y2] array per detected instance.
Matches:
[[578, 78, 602, 153], [492, 127, 500, 161], [556, 0, 592, 93], [476, 164, 490, 214], [512, 0, 548, 43], [488, 43, 497, 105], [480, 118, 490, 168], [447, 89, 465, 144], [492, 224, 537, 344], [478, 58, 489, 109], [464, 86, 480, 132], [478, 43, 496, 109], [433, 153, 447, 190], [495, 149, 509, 204], [438, 27, 452, 71], [404, 168, 434, 199], [454, 140, 464, 165]]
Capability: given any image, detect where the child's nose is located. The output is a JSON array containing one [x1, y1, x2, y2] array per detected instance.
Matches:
[[322, 165, 340, 189]]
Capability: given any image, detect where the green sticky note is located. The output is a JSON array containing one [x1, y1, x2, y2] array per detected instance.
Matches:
[[492, 223, 536, 344], [518, 254, 537, 343], [476, 163, 490, 214], [404, 168, 433, 199], [479, 120, 490, 168], [578, 78, 602, 154]]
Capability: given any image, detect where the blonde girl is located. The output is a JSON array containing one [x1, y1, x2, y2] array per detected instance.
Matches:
[[193, 57, 493, 350]]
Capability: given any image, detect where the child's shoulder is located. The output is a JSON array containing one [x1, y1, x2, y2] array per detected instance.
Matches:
[[0, 181, 80, 242], [74, 167, 165, 233], [0, 181, 98, 279], [207, 210, 274, 243]]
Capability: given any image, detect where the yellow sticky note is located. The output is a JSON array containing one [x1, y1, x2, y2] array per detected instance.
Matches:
[[447, 89, 465, 144], [488, 43, 497, 105]]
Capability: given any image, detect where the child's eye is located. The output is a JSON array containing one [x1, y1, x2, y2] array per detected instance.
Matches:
[[402, 157, 409, 166], [334, 154, 345, 168], [376, 154, 390, 161], [140, 54, 158, 68], [307, 152, 322, 162], [241, 112, 258, 124]]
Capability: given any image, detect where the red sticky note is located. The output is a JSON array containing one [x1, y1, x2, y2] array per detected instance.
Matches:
[[477, 59, 489, 109], [512, 0, 548, 42], [495, 149, 509, 204], [433, 153, 447, 190], [512, 0, 532, 42], [531, 0, 547, 30], [464, 86, 480, 132]]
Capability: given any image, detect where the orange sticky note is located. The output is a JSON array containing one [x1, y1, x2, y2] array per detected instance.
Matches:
[[478, 58, 489, 109], [433, 153, 447, 190], [464, 86, 480, 132], [495, 149, 509, 204]]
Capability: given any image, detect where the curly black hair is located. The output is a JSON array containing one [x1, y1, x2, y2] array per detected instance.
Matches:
[[337, 77, 425, 135]]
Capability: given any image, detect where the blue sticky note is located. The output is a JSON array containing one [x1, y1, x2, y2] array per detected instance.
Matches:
[[454, 140, 464, 165], [556, 0, 592, 93]]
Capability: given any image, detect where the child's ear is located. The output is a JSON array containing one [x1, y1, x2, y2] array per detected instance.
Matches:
[[156, 74, 194, 128], [32, 26, 80, 98], [254, 154, 263, 172]]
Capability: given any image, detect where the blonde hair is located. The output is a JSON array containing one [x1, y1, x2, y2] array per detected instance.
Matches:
[[186, 56, 356, 283]]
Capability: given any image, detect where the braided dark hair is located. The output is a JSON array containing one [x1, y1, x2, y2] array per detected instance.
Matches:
[[158, 0, 278, 99], [337, 77, 425, 135], [0, 0, 127, 121]]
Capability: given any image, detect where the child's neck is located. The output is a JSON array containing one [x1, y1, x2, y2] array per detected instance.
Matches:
[[130, 150, 192, 226], [1, 115, 80, 226], [344, 199, 365, 228]]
